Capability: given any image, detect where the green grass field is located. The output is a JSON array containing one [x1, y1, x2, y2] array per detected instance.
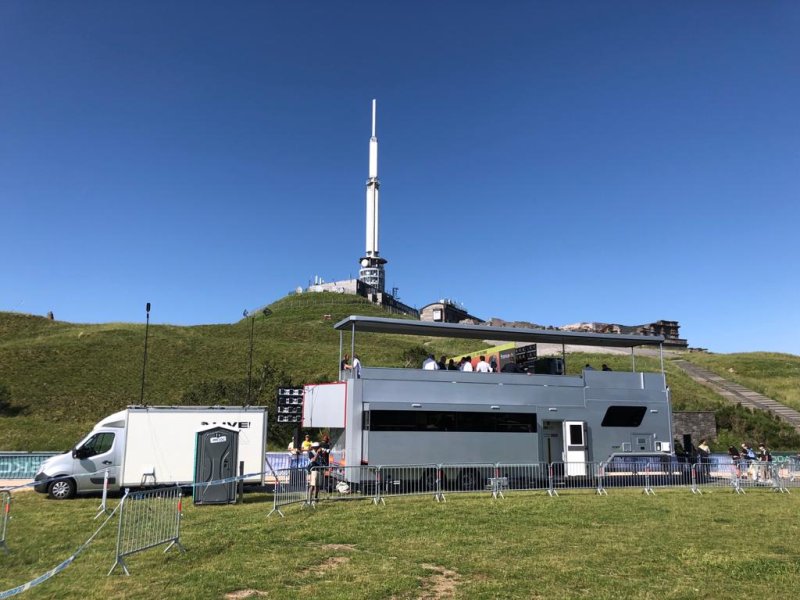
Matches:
[[2, 488, 799, 599]]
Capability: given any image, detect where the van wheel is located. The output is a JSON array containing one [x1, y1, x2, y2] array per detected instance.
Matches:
[[48, 478, 76, 500], [458, 469, 480, 491]]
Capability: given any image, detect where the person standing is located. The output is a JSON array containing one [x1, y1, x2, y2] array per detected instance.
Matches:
[[697, 439, 711, 478], [758, 444, 772, 482], [460, 356, 474, 372], [306, 442, 323, 504], [602, 364, 613, 371], [475, 355, 492, 373], [345, 354, 362, 378], [422, 354, 439, 370], [437, 355, 447, 370]]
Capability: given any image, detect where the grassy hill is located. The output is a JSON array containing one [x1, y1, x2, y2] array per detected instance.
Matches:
[[683, 351, 800, 412], [1, 292, 799, 450]]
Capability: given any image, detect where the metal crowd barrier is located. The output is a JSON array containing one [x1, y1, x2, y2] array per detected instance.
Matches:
[[266, 458, 798, 516], [377, 464, 441, 502], [693, 459, 791, 494], [1, 491, 9, 554], [108, 486, 185, 576]]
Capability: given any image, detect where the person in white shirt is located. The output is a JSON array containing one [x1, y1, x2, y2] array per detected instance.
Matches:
[[475, 355, 492, 373], [345, 355, 362, 378], [422, 354, 439, 370], [460, 356, 474, 372]]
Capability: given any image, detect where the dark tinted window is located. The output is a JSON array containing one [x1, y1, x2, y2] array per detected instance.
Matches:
[[368, 410, 536, 433], [601, 406, 647, 427], [81, 432, 115, 457], [569, 424, 584, 445]]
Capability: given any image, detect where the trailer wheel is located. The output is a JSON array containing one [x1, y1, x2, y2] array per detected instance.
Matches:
[[48, 478, 76, 500], [457, 469, 480, 491]]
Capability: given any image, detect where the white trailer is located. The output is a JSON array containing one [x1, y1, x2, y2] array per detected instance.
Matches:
[[34, 406, 267, 499]]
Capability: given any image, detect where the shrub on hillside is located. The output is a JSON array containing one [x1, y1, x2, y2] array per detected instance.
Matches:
[[714, 403, 800, 450], [0, 382, 24, 416]]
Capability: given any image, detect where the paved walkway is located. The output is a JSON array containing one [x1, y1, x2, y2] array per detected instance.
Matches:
[[673, 359, 800, 435], [0, 479, 33, 492]]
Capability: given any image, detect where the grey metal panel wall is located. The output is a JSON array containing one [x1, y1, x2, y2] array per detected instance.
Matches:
[[359, 367, 585, 388], [361, 377, 587, 408], [583, 371, 644, 389], [370, 431, 539, 465]]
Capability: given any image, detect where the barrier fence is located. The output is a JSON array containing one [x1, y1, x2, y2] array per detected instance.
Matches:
[[1, 491, 9, 554], [108, 486, 185, 576], [267, 458, 800, 515]]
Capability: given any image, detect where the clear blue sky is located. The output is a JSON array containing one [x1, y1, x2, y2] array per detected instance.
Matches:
[[1, 2, 798, 354]]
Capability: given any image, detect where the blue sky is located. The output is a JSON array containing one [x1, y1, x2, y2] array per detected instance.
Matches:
[[1, 2, 798, 354]]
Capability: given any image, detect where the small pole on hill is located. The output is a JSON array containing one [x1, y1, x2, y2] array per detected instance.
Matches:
[[245, 307, 272, 405], [139, 302, 151, 405], [244, 309, 254, 405]]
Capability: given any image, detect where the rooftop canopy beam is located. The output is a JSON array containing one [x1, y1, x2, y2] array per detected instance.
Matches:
[[333, 315, 664, 348]]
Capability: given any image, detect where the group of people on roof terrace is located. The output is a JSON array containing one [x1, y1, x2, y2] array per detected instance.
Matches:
[[422, 354, 498, 372]]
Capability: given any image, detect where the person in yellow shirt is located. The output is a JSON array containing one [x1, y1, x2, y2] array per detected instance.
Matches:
[[301, 433, 313, 452]]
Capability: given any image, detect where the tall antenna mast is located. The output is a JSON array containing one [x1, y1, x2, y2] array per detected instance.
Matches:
[[359, 98, 387, 292]]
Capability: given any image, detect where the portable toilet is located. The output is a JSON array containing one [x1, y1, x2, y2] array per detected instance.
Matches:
[[194, 426, 238, 505]]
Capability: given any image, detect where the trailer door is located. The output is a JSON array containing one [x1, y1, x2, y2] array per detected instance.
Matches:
[[563, 421, 587, 477]]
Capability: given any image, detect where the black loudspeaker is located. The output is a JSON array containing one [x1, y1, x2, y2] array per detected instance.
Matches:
[[682, 434, 693, 454]]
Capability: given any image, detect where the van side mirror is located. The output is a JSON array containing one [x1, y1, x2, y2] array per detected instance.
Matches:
[[73, 447, 88, 459]]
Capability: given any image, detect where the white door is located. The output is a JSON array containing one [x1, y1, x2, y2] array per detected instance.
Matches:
[[74, 431, 120, 491], [562, 421, 587, 477]]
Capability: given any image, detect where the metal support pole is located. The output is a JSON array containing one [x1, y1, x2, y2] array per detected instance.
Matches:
[[631, 347, 636, 372], [246, 315, 255, 404], [237, 461, 245, 504], [434, 465, 446, 502], [139, 303, 151, 405], [350, 323, 356, 374], [338, 330, 344, 380], [95, 469, 110, 519], [691, 465, 702, 495], [547, 463, 559, 497]]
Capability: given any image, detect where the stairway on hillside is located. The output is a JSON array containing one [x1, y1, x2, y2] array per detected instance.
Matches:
[[674, 360, 800, 434]]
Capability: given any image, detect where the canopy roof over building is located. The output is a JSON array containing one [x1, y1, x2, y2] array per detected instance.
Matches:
[[334, 315, 664, 348]]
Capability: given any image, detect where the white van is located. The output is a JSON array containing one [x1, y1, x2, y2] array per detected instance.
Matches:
[[33, 406, 267, 499]]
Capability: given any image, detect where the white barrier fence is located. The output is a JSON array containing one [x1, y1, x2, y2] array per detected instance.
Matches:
[[108, 486, 185, 576]]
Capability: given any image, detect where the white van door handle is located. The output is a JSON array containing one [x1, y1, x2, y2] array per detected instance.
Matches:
[[102, 460, 113, 465]]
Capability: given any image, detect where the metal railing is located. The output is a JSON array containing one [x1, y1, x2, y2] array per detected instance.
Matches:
[[267, 459, 798, 516], [269, 465, 379, 516], [108, 486, 185, 576], [1, 491, 9, 554]]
